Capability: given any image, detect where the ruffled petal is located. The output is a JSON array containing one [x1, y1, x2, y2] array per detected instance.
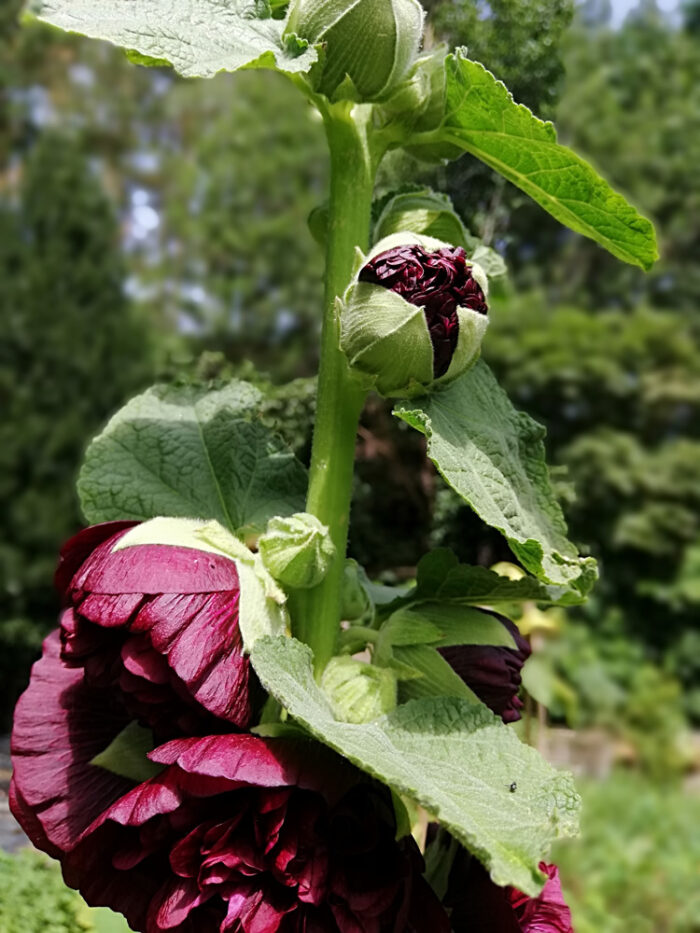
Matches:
[[10, 631, 134, 852]]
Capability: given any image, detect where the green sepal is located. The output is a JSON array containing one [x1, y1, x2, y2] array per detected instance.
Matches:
[[90, 722, 164, 784]]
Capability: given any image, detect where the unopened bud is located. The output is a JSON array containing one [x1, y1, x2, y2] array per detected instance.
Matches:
[[321, 656, 397, 724], [340, 232, 489, 397], [258, 512, 335, 589], [286, 0, 425, 101]]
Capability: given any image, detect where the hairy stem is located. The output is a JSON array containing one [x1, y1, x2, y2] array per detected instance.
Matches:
[[293, 105, 379, 671]]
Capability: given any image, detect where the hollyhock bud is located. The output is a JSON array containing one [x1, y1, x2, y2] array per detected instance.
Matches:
[[340, 232, 489, 398], [438, 613, 531, 724], [321, 656, 397, 723], [286, 0, 425, 101], [55, 516, 287, 731], [258, 512, 335, 589]]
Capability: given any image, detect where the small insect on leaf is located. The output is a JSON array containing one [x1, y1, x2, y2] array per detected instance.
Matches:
[[509, 782, 518, 793]]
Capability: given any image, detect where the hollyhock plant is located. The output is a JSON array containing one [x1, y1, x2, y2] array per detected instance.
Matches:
[[438, 613, 531, 724], [12, 0, 659, 925]]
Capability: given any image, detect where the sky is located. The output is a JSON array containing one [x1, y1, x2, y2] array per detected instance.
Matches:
[[610, 0, 680, 26]]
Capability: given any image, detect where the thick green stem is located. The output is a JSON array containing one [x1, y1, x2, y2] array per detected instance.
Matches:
[[293, 106, 378, 671]]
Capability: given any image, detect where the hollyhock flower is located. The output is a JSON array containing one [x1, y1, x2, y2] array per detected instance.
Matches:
[[445, 853, 574, 932], [340, 232, 488, 397], [438, 613, 531, 723], [37, 731, 448, 933], [55, 517, 287, 731]]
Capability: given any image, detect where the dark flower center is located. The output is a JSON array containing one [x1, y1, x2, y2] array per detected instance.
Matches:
[[359, 244, 488, 378]]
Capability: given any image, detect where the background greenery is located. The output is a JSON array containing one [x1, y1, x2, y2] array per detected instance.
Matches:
[[1, 0, 698, 929]]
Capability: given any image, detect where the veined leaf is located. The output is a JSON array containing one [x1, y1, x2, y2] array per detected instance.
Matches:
[[394, 362, 597, 594], [435, 52, 657, 270], [250, 636, 580, 896], [78, 382, 307, 536], [28, 0, 317, 78]]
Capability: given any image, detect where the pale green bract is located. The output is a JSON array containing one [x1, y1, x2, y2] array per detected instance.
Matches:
[[435, 52, 658, 270], [250, 635, 580, 896], [28, 0, 318, 78], [395, 362, 598, 594], [78, 382, 307, 536]]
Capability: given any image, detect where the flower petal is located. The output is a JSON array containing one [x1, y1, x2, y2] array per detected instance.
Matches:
[[10, 631, 134, 852]]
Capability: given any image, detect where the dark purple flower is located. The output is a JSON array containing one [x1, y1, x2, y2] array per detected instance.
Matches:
[[57, 734, 449, 933], [359, 244, 488, 377], [56, 521, 255, 731], [445, 853, 574, 932], [438, 613, 530, 723]]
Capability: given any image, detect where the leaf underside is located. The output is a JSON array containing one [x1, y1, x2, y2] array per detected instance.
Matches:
[[78, 382, 307, 536], [29, 0, 317, 78], [441, 52, 657, 270], [394, 362, 597, 595], [251, 635, 581, 896]]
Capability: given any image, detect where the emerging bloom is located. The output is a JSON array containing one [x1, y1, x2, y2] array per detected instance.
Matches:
[[359, 243, 488, 377], [56, 519, 259, 731], [438, 613, 531, 723], [340, 232, 489, 398], [446, 854, 574, 932]]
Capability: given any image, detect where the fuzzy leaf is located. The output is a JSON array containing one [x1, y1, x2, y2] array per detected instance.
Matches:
[[436, 52, 657, 270], [29, 0, 317, 78], [78, 382, 307, 536], [394, 363, 597, 594], [251, 635, 580, 896]]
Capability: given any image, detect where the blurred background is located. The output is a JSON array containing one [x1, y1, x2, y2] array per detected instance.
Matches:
[[1, 0, 699, 929]]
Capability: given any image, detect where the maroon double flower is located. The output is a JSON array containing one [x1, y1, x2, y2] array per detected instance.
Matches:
[[359, 244, 488, 377]]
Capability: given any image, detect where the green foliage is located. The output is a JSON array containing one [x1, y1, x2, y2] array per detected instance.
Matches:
[[395, 361, 597, 592], [554, 10, 700, 309], [0, 849, 131, 932], [0, 849, 86, 933], [555, 773, 700, 933], [250, 634, 580, 895], [78, 381, 307, 535], [0, 132, 153, 728]]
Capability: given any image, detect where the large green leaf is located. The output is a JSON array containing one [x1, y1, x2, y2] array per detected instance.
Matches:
[[29, 0, 317, 78], [433, 52, 657, 270], [78, 382, 307, 535], [394, 362, 597, 594], [250, 635, 580, 895]]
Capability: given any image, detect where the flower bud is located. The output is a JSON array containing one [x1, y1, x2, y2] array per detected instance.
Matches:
[[340, 232, 489, 397], [286, 0, 425, 101], [321, 657, 397, 724], [258, 512, 335, 589]]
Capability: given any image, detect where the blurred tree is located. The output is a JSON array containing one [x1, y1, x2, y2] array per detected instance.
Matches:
[[0, 133, 153, 727], [156, 71, 328, 378], [416, 0, 575, 273]]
